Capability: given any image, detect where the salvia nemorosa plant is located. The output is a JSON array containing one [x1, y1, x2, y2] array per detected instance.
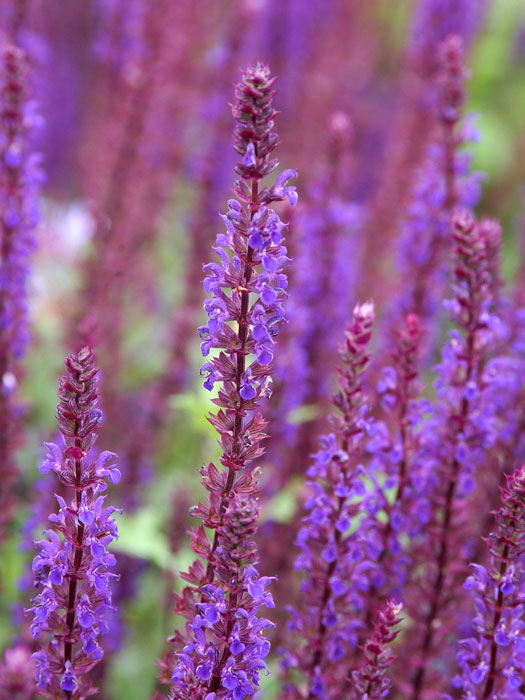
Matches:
[[2, 3, 525, 700], [280, 301, 378, 699], [0, 42, 42, 541], [28, 347, 121, 699], [402, 209, 503, 698], [452, 466, 525, 699], [392, 34, 481, 343], [156, 62, 297, 700]]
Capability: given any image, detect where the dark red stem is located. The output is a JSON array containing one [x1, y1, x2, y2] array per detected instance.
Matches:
[[63, 431, 85, 699], [481, 532, 513, 697]]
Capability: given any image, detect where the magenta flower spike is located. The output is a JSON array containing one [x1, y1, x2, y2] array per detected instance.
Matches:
[[363, 312, 424, 609], [404, 210, 502, 699], [28, 347, 121, 699], [157, 63, 297, 700], [0, 42, 42, 539], [453, 466, 525, 699], [280, 302, 376, 698], [350, 601, 404, 700], [392, 34, 481, 343]]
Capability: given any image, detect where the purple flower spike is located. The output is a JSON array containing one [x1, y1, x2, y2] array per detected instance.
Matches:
[[280, 302, 377, 696], [0, 42, 43, 540], [360, 312, 424, 623], [454, 467, 525, 699], [0, 44, 42, 361], [404, 210, 503, 698], [27, 347, 120, 699], [391, 34, 481, 349], [156, 64, 297, 699]]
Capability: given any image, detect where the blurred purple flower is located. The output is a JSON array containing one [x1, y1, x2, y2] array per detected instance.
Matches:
[[0, 42, 43, 540]]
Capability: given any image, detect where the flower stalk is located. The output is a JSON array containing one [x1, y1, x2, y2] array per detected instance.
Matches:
[[158, 63, 297, 699], [407, 210, 499, 698], [0, 42, 42, 539], [280, 302, 376, 699], [454, 466, 525, 699], [29, 347, 120, 699]]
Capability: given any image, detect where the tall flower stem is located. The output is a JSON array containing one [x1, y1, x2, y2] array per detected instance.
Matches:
[[354, 312, 423, 656], [280, 303, 376, 699], [307, 307, 374, 686], [410, 338, 476, 697], [455, 466, 525, 698], [29, 348, 121, 699], [0, 43, 42, 539], [408, 210, 496, 699], [160, 63, 298, 699], [378, 313, 422, 560], [269, 112, 359, 490], [406, 34, 469, 321]]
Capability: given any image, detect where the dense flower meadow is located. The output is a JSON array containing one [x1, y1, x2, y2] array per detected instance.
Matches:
[[0, 1, 525, 699]]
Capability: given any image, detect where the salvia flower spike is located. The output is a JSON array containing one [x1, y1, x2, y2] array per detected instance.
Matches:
[[453, 466, 525, 700], [0, 43, 41, 361], [170, 489, 275, 699], [394, 34, 480, 338], [28, 347, 120, 700], [363, 312, 423, 615], [269, 113, 361, 489], [0, 42, 42, 539], [407, 209, 500, 698], [162, 63, 297, 699], [280, 302, 376, 698]]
